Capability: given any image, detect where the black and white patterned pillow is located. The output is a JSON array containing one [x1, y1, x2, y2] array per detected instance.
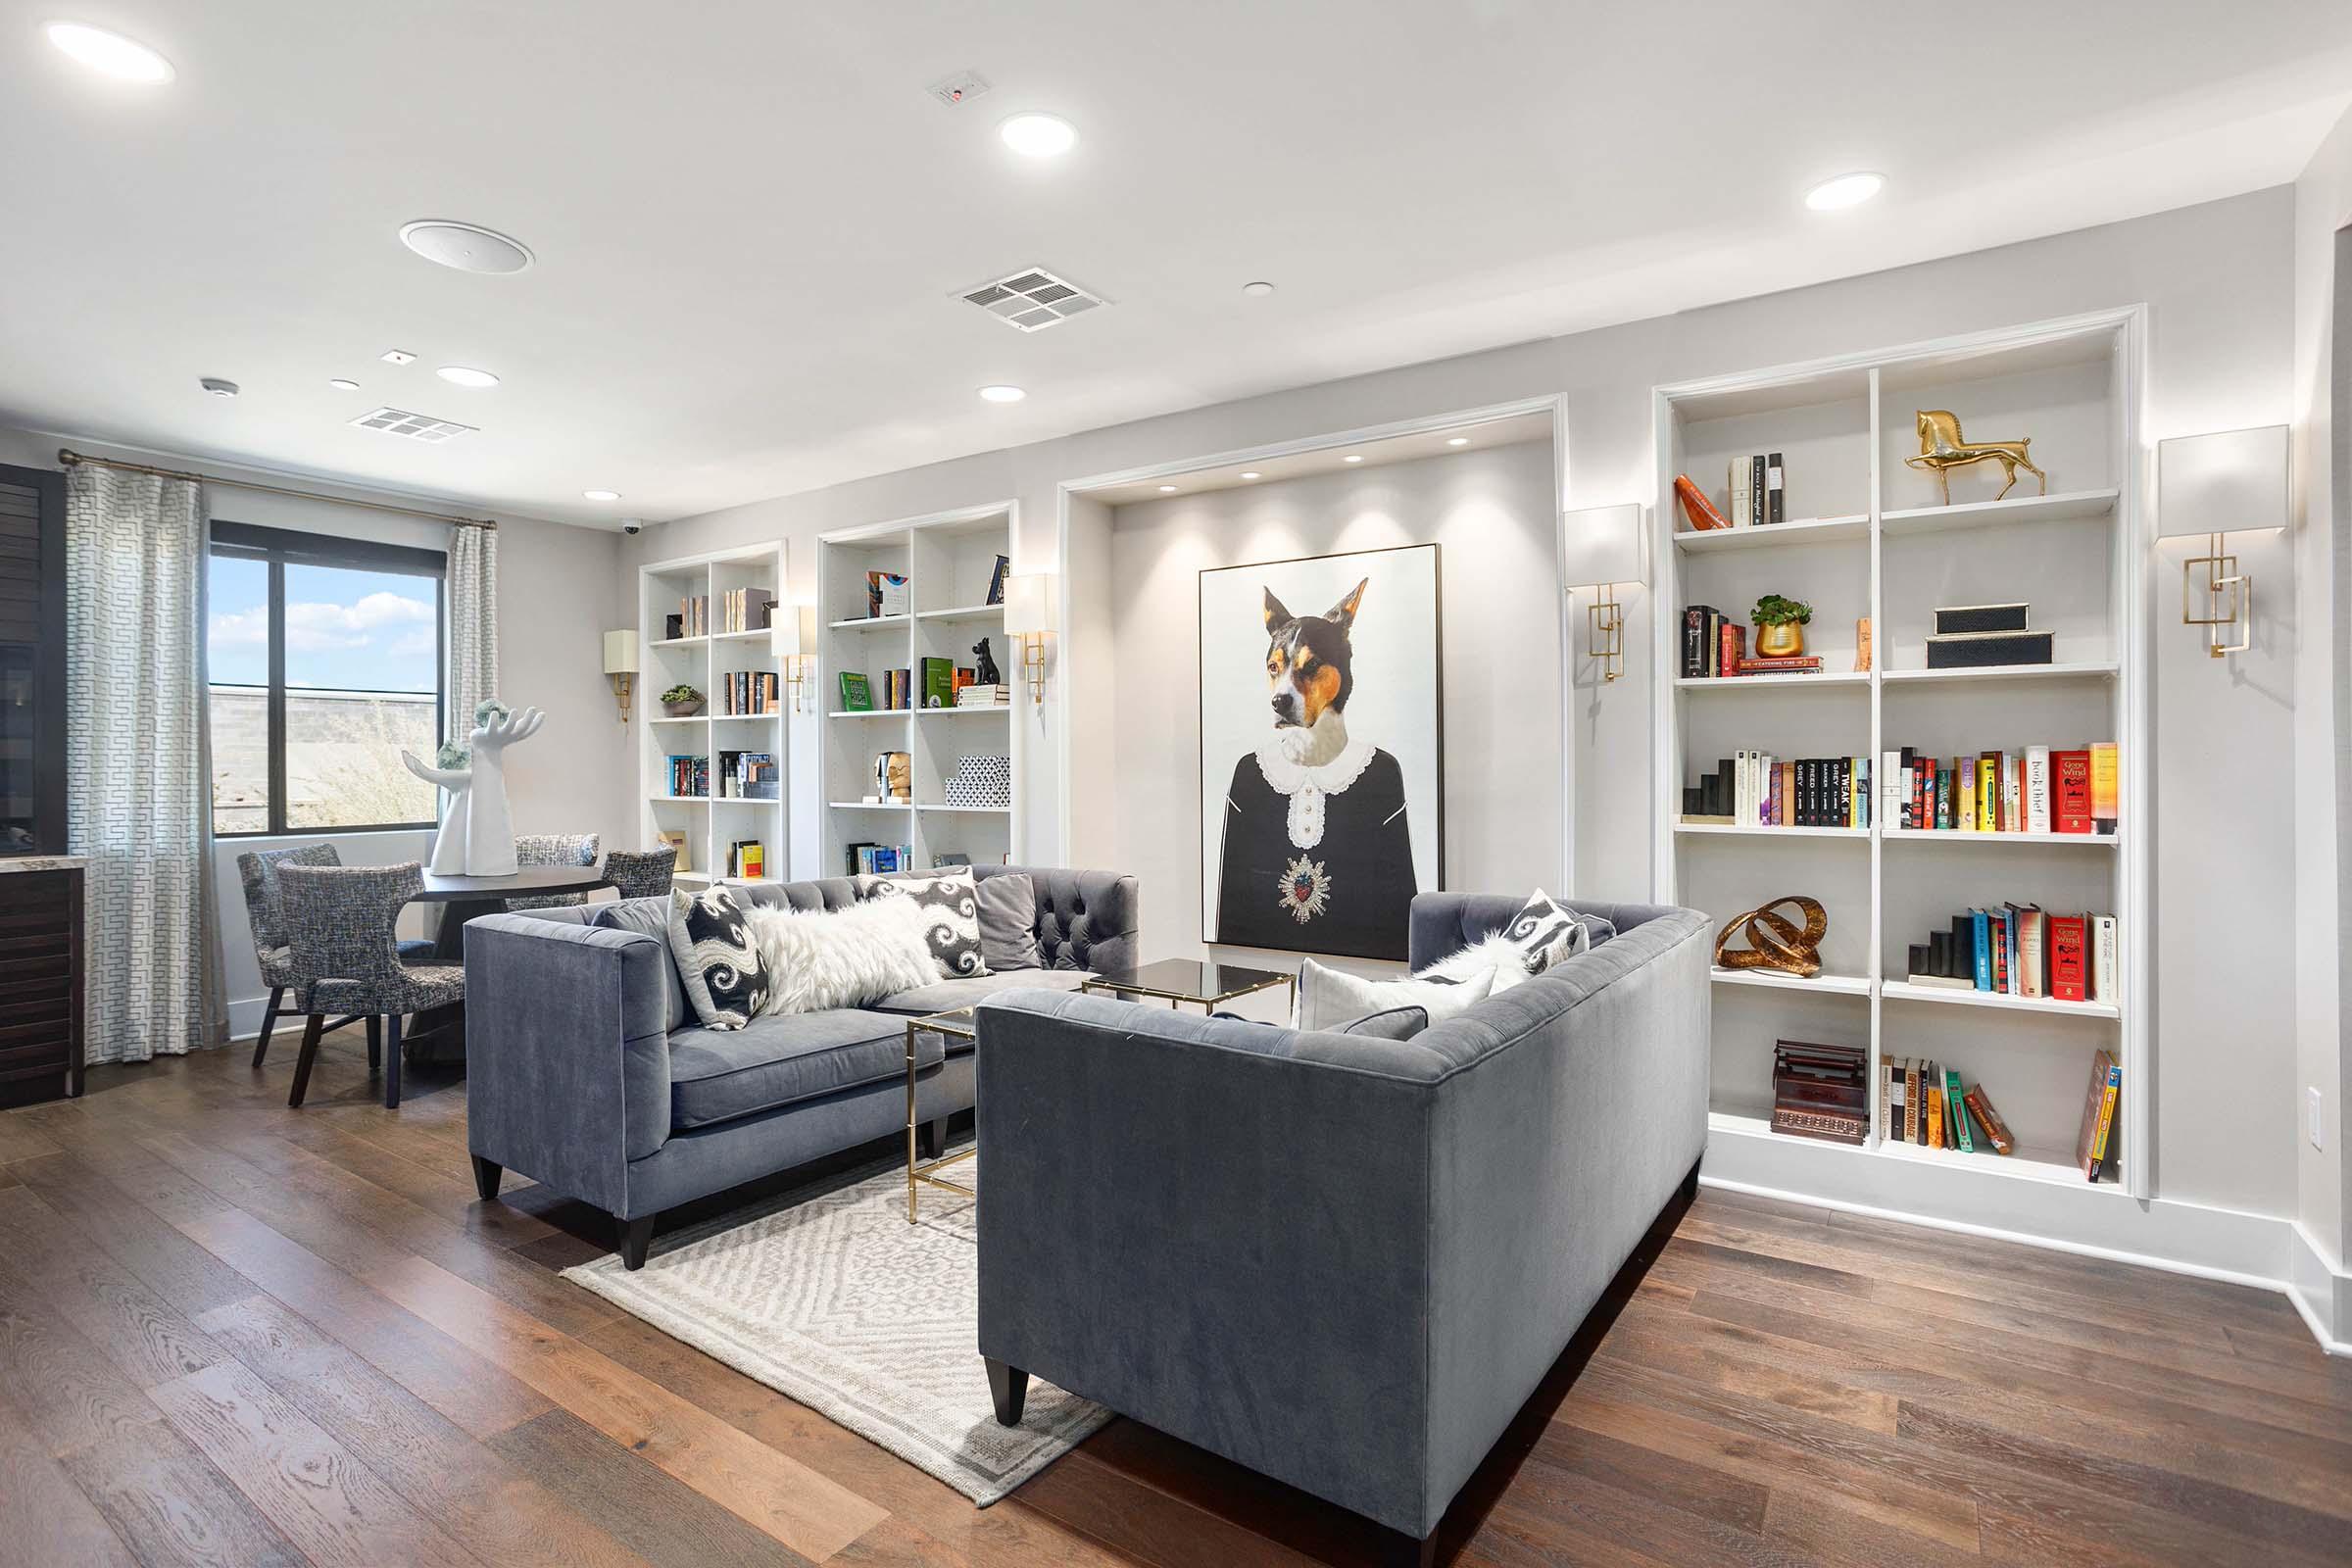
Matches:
[[666, 885, 770, 1029], [1498, 889, 1593, 974], [861, 867, 987, 978]]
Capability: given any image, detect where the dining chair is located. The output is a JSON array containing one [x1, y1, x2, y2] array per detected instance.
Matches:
[[276, 860, 464, 1110], [599, 845, 677, 900], [508, 833, 601, 909], [236, 843, 435, 1068]]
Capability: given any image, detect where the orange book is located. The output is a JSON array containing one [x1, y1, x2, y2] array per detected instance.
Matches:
[[1927, 1081, 1945, 1148], [1673, 474, 1730, 532]]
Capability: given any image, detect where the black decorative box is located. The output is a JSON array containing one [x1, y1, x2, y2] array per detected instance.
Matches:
[[1925, 629, 2054, 668], [1932, 602, 2031, 636]]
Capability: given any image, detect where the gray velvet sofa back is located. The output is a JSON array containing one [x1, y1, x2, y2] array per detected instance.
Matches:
[[973, 892, 1710, 1541]]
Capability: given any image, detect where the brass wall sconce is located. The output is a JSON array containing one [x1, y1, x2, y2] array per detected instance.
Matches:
[[1559, 503, 1646, 681], [2157, 425, 2287, 658], [602, 629, 638, 724], [772, 604, 819, 712], [1002, 572, 1057, 706]]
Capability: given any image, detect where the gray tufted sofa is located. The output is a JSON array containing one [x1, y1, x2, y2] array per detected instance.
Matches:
[[461, 864, 1137, 1266]]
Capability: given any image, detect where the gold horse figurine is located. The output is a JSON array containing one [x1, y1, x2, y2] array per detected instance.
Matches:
[[1906, 410, 2047, 504]]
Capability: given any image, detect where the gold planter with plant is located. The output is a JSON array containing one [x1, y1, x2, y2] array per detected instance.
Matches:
[[1752, 594, 1812, 659]]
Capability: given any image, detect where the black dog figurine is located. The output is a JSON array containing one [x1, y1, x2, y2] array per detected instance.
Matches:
[[972, 637, 1003, 686]]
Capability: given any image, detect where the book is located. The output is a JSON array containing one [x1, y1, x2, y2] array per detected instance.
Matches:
[[2052, 749, 2092, 834], [1765, 452, 1786, 525], [866, 570, 910, 617], [1944, 1068, 1974, 1153], [1751, 455, 1767, 528], [987, 554, 1010, 605], [1718, 621, 1744, 678], [1963, 1086, 2015, 1154], [2025, 746, 2051, 834], [2090, 742, 2120, 834], [1927, 1076, 1945, 1148], [1736, 655, 1823, 673], [656, 829, 690, 874], [1905, 1057, 1923, 1144], [2076, 1050, 2122, 1181], [1972, 910, 1992, 991], [2047, 914, 2087, 1002], [1673, 475, 1729, 532], [1855, 616, 1872, 672], [920, 656, 956, 710], [2016, 906, 2045, 999], [2090, 914, 2119, 1004], [837, 670, 872, 711], [1728, 460, 1749, 531]]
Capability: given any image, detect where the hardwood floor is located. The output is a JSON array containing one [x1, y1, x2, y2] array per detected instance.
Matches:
[[1, 1035, 2345, 1567]]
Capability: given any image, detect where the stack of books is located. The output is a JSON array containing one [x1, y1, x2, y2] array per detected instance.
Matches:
[[1904, 906, 2119, 1004], [664, 756, 710, 798], [720, 670, 781, 715], [1683, 753, 1870, 828], [1669, 455, 1786, 533], [847, 842, 914, 875], [1679, 607, 1825, 678], [1883, 743, 2118, 834], [674, 594, 710, 638], [716, 750, 777, 800], [956, 682, 1008, 708], [2076, 1050, 2122, 1182], [879, 668, 913, 710], [1771, 1040, 1867, 1144], [723, 839, 765, 880], [1884, 1058, 2013, 1155], [715, 586, 770, 635]]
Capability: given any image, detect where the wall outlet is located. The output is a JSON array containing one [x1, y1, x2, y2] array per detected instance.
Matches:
[[2310, 1086, 2327, 1152]]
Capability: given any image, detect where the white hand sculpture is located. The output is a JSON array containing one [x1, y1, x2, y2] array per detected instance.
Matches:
[[456, 705, 545, 877], [401, 749, 472, 875]]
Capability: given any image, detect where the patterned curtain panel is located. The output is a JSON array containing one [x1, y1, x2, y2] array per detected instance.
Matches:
[[65, 464, 222, 1063], [447, 522, 499, 745]]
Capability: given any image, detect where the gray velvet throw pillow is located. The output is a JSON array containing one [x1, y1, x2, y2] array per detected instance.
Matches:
[[975, 872, 1044, 971]]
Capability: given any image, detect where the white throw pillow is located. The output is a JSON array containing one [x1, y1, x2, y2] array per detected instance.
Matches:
[[1296, 958, 1498, 1034], [1412, 932, 1544, 998], [747, 896, 939, 1014]]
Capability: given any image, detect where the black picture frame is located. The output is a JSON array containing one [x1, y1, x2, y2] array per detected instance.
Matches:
[[0, 463, 68, 858]]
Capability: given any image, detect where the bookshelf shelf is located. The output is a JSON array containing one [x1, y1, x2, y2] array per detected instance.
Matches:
[[830, 613, 910, 631], [828, 710, 910, 719], [649, 715, 709, 726], [1673, 513, 1870, 553], [1881, 980, 2121, 1019], [916, 603, 1004, 622], [830, 800, 913, 810], [918, 804, 1011, 814], [1656, 308, 2148, 1204], [648, 794, 710, 804], [712, 627, 772, 644], [650, 635, 707, 649], [919, 706, 1010, 717]]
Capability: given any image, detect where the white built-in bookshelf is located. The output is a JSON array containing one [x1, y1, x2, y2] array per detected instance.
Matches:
[[638, 542, 789, 888], [1650, 309, 2149, 1200], [815, 504, 1019, 878]]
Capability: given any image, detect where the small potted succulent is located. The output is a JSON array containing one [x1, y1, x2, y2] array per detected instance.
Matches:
[[1751, 593, 1814, 659], [661, 683, 706, 717]]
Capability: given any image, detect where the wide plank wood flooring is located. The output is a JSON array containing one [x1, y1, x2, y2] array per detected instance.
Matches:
[[1, 1033, 2345, 1566]]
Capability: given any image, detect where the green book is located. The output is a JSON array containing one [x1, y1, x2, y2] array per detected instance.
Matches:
[[1945, 1068, 1973, 1152], [920, 656, 956, 710], [837, 670, 872, 711]]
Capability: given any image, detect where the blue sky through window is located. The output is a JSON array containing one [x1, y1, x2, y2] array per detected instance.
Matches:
[[208, 559, 438, 692]]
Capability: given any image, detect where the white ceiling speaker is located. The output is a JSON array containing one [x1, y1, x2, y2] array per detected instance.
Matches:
[[399, 220, 536, 275]]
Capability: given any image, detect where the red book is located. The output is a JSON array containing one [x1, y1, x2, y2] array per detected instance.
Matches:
[[1673, 474, 1730, 532], [2052, 750, 2092, 834], [1718, 621, 1744, 676], [2047, 914, 2087, 1001]]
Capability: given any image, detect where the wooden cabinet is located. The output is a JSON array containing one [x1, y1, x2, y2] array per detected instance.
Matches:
[[0, 863, 83, 1106]]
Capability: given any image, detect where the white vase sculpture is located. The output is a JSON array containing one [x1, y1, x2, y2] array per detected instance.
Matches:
[[402, 701, 546, 876]]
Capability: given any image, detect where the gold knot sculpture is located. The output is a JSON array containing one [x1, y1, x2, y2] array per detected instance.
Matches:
[[1713, 896, 1828, 978], [1907, 410, 2047, 504]]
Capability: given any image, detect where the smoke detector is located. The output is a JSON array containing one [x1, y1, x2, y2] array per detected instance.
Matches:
[[400, 220, 535, 275], [958, 267, 1106, 332], [927, 69, 991, 108], [349, 407, 476, 443]]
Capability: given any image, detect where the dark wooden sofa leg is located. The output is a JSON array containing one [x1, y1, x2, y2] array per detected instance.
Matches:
[[916, 1117, 947, 1159], [253, 987, 284, 1068], [470, 1155, 503, 1201], [619, 1213, 656, 1270], [985, 1357, 1029, 1426]]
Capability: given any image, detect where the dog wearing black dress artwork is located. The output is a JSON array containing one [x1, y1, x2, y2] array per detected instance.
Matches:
[[1213, 578, 1416, 959]]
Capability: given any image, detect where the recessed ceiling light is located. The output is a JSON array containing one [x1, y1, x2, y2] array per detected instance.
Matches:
[[45, 22, 173, 82], [1804, 172, 1885, 212], [1000, 112, 1077, 158], [399, 220, 535, 275], [977, 384, 1026, 403], [380, 349, 416, 365], [1242, 280, 1276, 298], [199, 377, 238, 399], [1157, 484, 1179, 493], [1343, 454, 1363, 464], [1240, 471, 1261, 480], [327, 378, 361, 392], [582, 489, 621, 502], [435, 366, 499, 388], [1446, 436, 1469, 447]]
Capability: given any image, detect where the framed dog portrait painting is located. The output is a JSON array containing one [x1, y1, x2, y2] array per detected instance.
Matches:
[[1199, 543, 1442, 960]]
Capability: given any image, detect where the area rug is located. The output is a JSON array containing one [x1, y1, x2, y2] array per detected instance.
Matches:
[[561, 1149, 1110, 1504]]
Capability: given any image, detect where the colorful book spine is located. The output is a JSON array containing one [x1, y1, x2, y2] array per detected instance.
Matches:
[[2047, 915, 2087, 1002], [1972, 910, 1992, 991], [1945, 1068, 1974, 1152], [2053, 749, 2093, 834], [2025, 746, 2051, 834], [2090, 741, 2119, 834]]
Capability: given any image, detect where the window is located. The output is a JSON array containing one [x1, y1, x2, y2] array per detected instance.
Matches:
[[207, 522, 445, 836]]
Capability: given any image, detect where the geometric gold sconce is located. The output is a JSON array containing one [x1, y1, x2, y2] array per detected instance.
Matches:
[[772, 604, 820, 712], [1001, 572, 1058, 706], [1558, 503, 1647, 681], [2157, 425, 2288, 660]]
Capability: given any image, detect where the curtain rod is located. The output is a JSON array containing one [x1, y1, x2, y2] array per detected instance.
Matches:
[[56, 448, 498, 529]]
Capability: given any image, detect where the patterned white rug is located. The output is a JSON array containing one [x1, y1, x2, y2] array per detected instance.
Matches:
[[562, 1149, 1109, 1504]]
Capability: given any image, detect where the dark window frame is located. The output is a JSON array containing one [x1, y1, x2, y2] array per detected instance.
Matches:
[[208, 520, 447, 839], [0, 462, 67, 858]]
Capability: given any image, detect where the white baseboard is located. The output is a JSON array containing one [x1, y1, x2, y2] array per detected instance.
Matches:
[[2287, 1221, 2352, 1355]]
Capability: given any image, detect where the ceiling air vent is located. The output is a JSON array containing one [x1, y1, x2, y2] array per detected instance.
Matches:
[[349, 407, 477, 443], [958, 267, 1106, 332]]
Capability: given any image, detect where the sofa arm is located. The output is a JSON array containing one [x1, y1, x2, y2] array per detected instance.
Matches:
[[463, 913, 673, 1213], [990, 864, 1139, 974], [973, 989, 1440, 1535]]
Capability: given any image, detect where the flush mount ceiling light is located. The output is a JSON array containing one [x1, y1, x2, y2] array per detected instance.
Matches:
[[977, 384, 1026, 403], [1446, 436, 1469, 447], [328, 378, 361, 392], [1242, 280, 1276, 298], [399, 219, 535, 275], [1000, 111, 1077, 157], [1804, 172, 1885, 211], [435, 366, 499, 388], [45, 21, 173, 82], [582, 489, 621, 502], [1343, 454, 1363, 464]]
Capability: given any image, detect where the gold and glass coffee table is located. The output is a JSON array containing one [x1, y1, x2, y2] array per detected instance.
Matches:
[[1080, 957, 1297, 1015], [906, 1006, 977, 1222]]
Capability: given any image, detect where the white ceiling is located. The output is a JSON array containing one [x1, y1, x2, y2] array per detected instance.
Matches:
[[2, 1, 2347, 530]]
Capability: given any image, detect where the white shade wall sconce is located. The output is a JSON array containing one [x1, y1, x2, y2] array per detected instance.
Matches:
[[2157, 425, 2288, 658], [1559, 503, 1648, 681]]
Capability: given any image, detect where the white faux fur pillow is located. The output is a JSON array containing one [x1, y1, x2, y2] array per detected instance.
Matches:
[[1296, 958, 1498, 1034], [747, 896, 939, 1014], [1412, 932, 1544, 998]]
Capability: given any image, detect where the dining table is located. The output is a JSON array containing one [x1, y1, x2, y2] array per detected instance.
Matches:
[[406, 865, 612, 1062]]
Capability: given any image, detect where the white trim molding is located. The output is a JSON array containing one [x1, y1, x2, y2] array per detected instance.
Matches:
[[2288, 1221, 2352, 1355]]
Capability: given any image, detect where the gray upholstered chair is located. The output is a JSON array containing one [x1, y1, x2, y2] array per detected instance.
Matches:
[[508, 833, 601, 910], [236, 843, 432, 1067], [276, 860, 464, 1110], [599, 846, 676, 901]]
